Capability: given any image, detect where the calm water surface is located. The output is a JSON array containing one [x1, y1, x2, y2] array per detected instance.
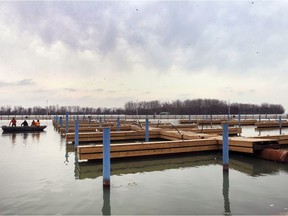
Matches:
[[0, 120, 287, 215]]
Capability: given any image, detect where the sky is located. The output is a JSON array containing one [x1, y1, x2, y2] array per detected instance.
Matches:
[[0, 1, 288, 111]]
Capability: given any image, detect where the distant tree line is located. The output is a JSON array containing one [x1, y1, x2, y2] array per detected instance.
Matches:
[[124, 99, 285, 115], [0, 99, 285, 115]]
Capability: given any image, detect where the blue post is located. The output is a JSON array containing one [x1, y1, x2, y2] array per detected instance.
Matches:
[[279, 115, 282, 135], [145, 116, 149, 142], [65, 112, 69, 133], [100, 116, 102, 127], [238, 114, 241, 127], [117, 116, 120, 131], [210, 114, 213, 128], [222, 123, 229, 171], [59, 116, 63, 127], [259, 114, 261, 122], [74, 118, 79, 148], [103, 128, 111, 187], [88, 116, 91, 123]]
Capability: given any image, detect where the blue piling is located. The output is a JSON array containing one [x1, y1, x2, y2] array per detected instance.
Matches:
[[259, 114, 261, 122], [65, 112, 69, 133], [279, 116, 282, 135], [222, 123, 229, 171], [103, 128, 111, 187], [100, 116, 102, 127], [74, 118, 79, 148], [88, 116, 91, 123], [145, 116, 149, 142], [117, 116, 120, 131], [238, 114, 241, 127], [59, 116, 63, 127], [210, 114, 213, 128]]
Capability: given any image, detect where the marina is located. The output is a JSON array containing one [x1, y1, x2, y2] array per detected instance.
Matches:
[[0, 116, 288, 215]]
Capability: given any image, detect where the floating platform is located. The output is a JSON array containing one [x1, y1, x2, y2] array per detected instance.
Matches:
[[179, 119, 257, 126], [53, 119, 287, 163], [66, 126, 241, 143], [255, 120, 288, 128], [77, 133, 280, 161]]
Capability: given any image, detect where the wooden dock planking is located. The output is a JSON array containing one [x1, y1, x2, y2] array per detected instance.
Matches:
[[252, 134, 288, 146], [179, 119, 256, 126], [66, 129, 161, 143], [150, 123, 198, 129], [78, 139, 219, 160], [192, 127, 242, 136], [78, 136, 279, 160], [217, 136, 279, 153], [55, 119, 286, 161], [59, 125, 131, 134], [255, 120, 288, 128]]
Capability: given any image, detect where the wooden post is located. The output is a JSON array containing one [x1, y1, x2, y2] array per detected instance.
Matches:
[[103, 128, 111, 187], [222, 123, 229, 171], [65, 112, 69, 133], [145, 116, 149, 142], [74, 118, 79, 148]]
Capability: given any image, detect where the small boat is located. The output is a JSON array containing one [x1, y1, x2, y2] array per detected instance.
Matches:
[[1, 125, 47, 133]]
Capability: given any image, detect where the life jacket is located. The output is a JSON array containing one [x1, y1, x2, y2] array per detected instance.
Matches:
[[35, 121, 40, 126]]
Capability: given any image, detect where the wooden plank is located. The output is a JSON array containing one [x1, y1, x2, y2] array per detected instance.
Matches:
[[69, 134, 160, 143], [77, 139, 219, 154], [255, 121, 288, 128], [217, 137, 278, 148], [218, 145, 254, 153], [78, 145, 219, 160], [159, 135, 182, 141]]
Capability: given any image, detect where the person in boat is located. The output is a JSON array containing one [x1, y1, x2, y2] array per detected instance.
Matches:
[[21, 120, 28, 127], [35, 119, 40, 126], [9, 117, 17, 127], [31, 120, 36, 126]]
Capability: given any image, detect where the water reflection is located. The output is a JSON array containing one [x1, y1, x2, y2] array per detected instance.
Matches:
[[255, 127, 288, 136], [222, 171, 231, 215], [64, 150, 69, 165], [75, 153, 219, 180], [74, 153, 288, 180], [2, 132, 44, 145], [102, 187, 111, 215]]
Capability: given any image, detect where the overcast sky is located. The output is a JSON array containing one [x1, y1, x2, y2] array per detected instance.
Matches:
[[0, 1, 288, 111]]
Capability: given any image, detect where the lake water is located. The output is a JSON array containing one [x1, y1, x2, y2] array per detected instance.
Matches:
[[0, 119, 287, 215]]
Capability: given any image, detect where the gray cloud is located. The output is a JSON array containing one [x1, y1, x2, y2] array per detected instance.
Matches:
[[0, 79, 35, 87], [2, 1, 288, 75]]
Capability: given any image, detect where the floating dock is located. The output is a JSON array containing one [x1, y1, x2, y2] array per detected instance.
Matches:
[[52, 118, 288, 163], [255, 120, 288, 128]]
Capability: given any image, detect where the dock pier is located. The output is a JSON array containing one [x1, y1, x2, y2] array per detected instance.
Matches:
[[53, 116, 288, 163]]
